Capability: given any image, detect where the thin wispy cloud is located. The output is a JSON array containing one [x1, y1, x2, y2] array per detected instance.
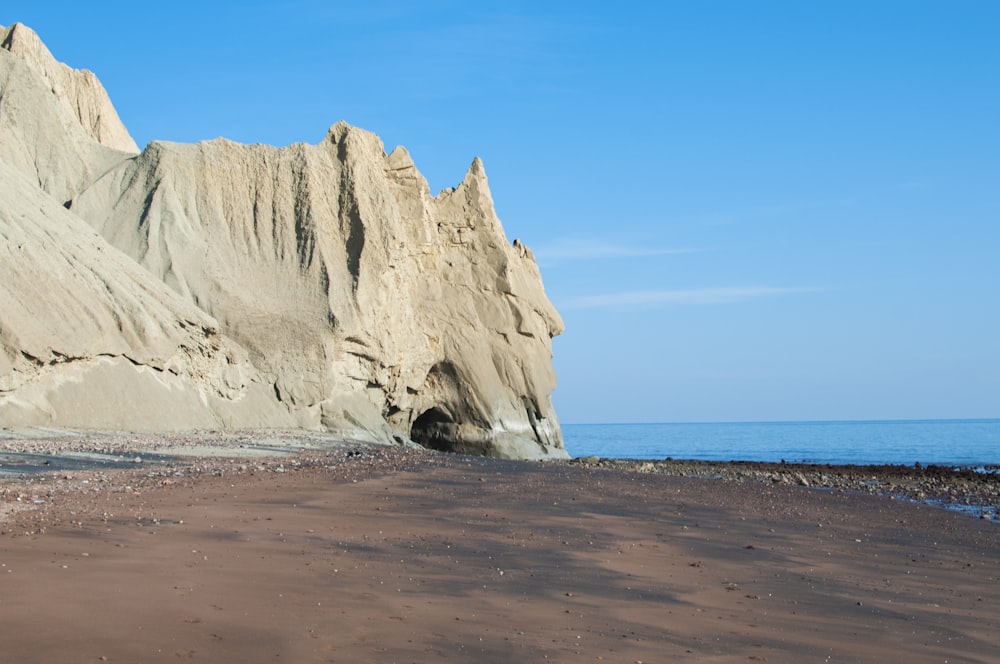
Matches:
[[533, 239, 701, 263], [562, 287, 818, 310]]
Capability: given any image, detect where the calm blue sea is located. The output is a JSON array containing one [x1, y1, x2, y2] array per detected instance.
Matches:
[[562, 420, 1000, 468]]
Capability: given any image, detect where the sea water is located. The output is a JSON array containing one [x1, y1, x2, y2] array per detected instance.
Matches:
[[562, 419, 1000, 468]]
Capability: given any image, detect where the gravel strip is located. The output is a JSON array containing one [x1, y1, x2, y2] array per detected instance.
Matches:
[[567, 456, 1000, 520]]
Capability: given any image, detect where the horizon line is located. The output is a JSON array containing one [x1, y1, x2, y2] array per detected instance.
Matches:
[[561, 417, 1000, 426]]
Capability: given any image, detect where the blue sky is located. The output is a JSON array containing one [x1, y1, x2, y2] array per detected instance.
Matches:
[[5, 1, 998, 423]]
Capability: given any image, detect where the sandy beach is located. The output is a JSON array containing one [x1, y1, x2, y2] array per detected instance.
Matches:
[[2, 442, 999, 663]]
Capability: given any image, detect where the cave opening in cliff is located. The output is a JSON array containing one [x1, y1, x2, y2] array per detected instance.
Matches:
[[410, 407, 456, 452]]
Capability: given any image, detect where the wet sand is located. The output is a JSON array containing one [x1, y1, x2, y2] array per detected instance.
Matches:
[[2, 447, 998, 663]]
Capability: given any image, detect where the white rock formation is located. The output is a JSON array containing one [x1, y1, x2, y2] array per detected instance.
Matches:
[[0, 23, 565, 458]]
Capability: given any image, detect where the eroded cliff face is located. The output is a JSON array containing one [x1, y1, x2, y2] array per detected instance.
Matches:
[[0, 159, 289, 431], [0, 22, 565, 458], [72, 123, 564, 457]]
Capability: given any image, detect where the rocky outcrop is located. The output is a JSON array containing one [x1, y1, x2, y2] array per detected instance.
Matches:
[[71, 124, 564, 457], [0, 23, 565, 458]]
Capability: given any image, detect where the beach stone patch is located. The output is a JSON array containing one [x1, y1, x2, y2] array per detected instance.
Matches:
[[565, 457, 1000, 519]]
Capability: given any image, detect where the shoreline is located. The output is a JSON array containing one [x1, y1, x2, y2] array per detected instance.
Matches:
[[2, 429, 998, 521]]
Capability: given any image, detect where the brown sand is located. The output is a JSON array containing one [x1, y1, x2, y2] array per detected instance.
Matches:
[[2, 449, 998, 663]]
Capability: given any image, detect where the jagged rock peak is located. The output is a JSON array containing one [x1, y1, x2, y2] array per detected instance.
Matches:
[[467, 155, 486, 178], [1, 22, 138, 153], [385, 145, 415, 170]]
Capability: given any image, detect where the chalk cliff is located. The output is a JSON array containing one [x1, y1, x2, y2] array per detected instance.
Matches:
[[0, 23, 565, 458]]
